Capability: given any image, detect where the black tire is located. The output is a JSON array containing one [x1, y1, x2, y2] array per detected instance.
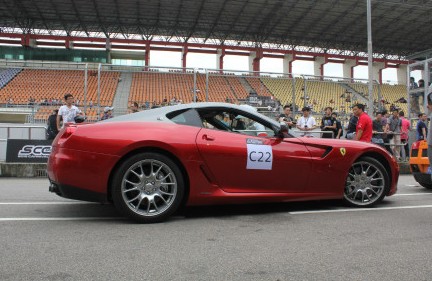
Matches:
[[112, 152, 185, 223], [343, 156, 390, 207], [413, 174, 432, 190]]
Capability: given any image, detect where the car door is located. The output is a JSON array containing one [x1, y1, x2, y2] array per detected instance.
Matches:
[[195, 111, 313, 193]]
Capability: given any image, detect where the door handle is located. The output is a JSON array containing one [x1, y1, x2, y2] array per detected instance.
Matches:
[[202, 134, 215, 141]]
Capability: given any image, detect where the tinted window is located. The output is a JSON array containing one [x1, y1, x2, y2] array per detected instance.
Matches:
[[197, 108, 276, 137], [166, 109, 203, 128]]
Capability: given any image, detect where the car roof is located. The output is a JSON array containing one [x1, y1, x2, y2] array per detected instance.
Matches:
[[103, 102, 280, 127]]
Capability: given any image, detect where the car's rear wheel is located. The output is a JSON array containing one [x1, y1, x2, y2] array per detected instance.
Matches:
[[343, 157, 389, 207], [112, 152, 184, 223]]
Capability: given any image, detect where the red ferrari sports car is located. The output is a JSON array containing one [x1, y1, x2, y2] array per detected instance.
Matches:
[[48, 102, 399, 223]]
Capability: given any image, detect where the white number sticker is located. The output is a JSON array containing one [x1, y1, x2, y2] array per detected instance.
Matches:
[[246, 144, 273, 170]]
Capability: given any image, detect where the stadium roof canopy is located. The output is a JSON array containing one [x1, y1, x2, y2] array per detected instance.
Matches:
[[0, 0, 431, 59]]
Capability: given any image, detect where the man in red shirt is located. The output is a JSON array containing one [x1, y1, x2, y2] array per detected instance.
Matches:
[[353, 103, 372, 142]]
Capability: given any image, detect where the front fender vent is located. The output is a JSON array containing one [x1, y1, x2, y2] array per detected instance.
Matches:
[[321, 147, 333, 158]]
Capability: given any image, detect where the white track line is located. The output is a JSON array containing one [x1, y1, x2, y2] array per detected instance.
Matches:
[[394, 193, 432, 196], [0, 202, 96, 205], [0, 217, 121, 221], [290, 204, 432, 215]]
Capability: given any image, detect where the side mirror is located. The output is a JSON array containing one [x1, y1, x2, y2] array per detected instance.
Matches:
[[276, 124, 289, 138]]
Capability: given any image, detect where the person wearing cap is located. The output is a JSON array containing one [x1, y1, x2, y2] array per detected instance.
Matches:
[[296, 106, 317, 137], [101, 106, 114, 120], [352, 103, 372, 142]]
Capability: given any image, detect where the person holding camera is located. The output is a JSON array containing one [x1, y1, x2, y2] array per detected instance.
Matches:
[[297, 106, 317, 137], [278, 105, 295, 129]]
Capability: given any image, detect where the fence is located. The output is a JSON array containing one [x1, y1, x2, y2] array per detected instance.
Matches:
[[0, 60, 407, 125]]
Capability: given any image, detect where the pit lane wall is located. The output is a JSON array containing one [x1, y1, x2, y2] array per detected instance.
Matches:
[[0, 124, 50, 177]]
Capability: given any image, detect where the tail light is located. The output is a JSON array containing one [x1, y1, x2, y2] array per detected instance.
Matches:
[[57, 124, 77, 144]]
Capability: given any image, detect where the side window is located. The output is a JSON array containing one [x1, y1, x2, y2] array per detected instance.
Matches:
[[198, 109, 275, 138], [232, 114, 275, 137], [166, 109, 203, 128]]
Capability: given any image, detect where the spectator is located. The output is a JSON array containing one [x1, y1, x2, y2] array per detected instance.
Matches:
[[278, 105, 295, 129], [417, 113, 428, 141], [101, 107, 114, 120], [331, 112, 343, 139], [296, 106, 317, 137], [352, 103, 372, 142], [427, 93, 432, 174], [372, 112, 385, 147], [320, 107, 336, 138], [46, 109, 59, 140], [409, 77, 418, 89], [386, 108, 402, 160], [57, 93, 84, 131], [399, 111, 410, 161], [130, 102, 139, 113], [418, 79, 425, 88], [345, 114, 358, 139]]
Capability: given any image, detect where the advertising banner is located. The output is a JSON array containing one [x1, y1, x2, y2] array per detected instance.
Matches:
[[6, 139, 52, 163]]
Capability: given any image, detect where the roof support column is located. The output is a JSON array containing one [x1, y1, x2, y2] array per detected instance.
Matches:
[[144, 44, 150, 68], [314, 56, 328, 79], [283, 54, 295, 77], [397, 64, 407, 85], [21, 35, 36, 48], [182, 46, 188, 72], [249, 49, 263, 74], [65, 37, 74, 49], [216, 48, 225, 73], [373, 62, 385, 84], [106, 38, 112, 64], [343, 59, 358, 82]]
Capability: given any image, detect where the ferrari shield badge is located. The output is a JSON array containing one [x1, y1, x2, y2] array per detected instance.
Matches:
[[340, 148, 346, 156]]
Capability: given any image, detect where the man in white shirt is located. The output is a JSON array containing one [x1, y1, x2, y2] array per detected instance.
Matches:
[[57, 93, 84, 131], [296, 106, 317, 137]]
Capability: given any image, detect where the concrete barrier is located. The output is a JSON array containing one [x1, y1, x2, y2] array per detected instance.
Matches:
[[0, 163, 47, 177]]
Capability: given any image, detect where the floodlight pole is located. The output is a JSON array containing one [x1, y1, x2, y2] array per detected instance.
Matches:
[[367, 0, 374, 116]]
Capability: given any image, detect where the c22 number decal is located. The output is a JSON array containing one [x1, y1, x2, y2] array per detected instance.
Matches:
[[246, 144, 272, 170], [249, 151, 271, 163]]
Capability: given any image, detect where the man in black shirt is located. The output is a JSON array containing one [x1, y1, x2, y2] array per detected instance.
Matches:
[[278, 105, 295, 129], [372, 112, 385, 147], [46, 109, 59, 140], [320, 107, 336, 138]]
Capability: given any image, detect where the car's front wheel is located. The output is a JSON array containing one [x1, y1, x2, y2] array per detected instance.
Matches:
[[112, 152, 185, 223], [344, 156, 389, 207]]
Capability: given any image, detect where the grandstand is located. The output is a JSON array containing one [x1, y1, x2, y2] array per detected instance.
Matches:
[[0, 64, 409, 124], [0, 0, 426, 125]]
